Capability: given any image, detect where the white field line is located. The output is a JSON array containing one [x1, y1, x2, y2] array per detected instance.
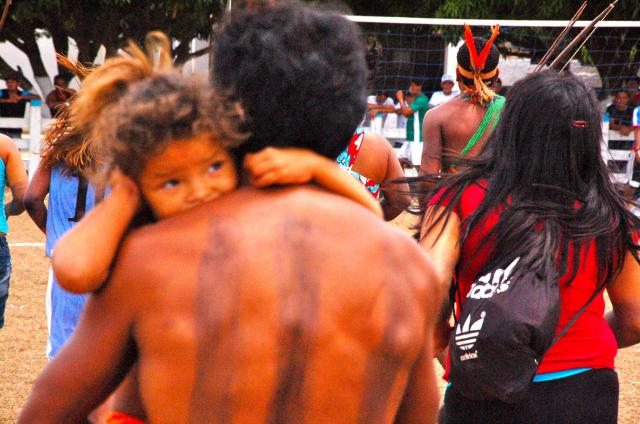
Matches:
[[9, 242, 45, 247]]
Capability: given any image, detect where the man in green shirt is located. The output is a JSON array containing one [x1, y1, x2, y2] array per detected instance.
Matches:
[[396, 81, 429, 142]]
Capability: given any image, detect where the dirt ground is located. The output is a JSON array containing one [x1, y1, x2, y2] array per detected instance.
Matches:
[[0, 212, 638, 423]]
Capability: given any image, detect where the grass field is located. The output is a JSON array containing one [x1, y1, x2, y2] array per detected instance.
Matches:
[[0, 212, 638, 422]]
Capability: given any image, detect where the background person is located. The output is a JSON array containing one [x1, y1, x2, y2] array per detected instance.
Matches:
[[366, 90, 396, 126], [23, 112, 96, 360], [420, 30, 503, 178], [422, 71, 640, 424], [428, 74, 460, 109], [45, 75, 76, 118], [626, 76, 640, 107], [0, 133, 29, 329], [606, 89, 634, 136], [0, 72, 40, 138], [394, 91, 414, 130], [396, 81, 429, 142]]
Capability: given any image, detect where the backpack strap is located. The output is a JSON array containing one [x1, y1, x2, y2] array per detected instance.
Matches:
[[451, 268, 462, 325], [540, 280, 608, 360]]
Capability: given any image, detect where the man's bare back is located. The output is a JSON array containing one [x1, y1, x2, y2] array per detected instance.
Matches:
[[421, 97, 497, 174], [20, 187, 440, 423]]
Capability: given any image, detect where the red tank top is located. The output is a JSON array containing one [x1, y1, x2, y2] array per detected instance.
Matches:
[[431, 182, 617, 379]]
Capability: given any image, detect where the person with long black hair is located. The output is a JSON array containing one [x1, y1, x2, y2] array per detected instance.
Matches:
[[420, 71, 640, 423]]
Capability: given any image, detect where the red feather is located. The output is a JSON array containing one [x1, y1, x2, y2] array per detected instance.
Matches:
[[477, 25, 500, 71], [463, 23, 479, 70]]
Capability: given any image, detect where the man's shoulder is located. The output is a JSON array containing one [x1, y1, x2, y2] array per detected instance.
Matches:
[[425, 97, 458, 121]]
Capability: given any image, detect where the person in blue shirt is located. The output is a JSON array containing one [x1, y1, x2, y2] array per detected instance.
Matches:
[[0, 133, 29, 328], [24, 115, 96, 359]]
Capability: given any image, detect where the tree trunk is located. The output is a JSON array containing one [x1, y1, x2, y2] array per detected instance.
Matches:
[[21, 30, 48, 79]]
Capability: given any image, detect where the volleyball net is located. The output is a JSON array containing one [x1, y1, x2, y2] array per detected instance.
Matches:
[[350, 16, 640, 101]]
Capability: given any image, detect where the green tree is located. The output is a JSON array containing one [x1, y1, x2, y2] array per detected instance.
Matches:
[[0, 0, 224, 94]]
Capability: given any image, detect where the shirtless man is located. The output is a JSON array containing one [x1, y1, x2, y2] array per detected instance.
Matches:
[[20, 3, 441, 423], [420, 31, 503, 176]]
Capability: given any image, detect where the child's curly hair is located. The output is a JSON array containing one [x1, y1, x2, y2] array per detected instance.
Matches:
[[69, 32, 247, 183]]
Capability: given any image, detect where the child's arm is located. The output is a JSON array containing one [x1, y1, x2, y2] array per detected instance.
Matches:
[[52, 171, 140, 294], [244, 147, 383, 218]]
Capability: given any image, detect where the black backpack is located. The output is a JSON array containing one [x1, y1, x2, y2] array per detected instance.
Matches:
[[448, 257, 603, 403]]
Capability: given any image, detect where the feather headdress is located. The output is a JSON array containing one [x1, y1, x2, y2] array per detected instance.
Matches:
[[457, 24, 500, 106]]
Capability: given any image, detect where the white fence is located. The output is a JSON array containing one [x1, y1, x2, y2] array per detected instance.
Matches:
[[601, 128, 636, 186], [0, 100, 51, 179]]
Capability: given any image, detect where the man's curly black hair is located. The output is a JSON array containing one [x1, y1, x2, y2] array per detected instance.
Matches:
[[212, 1, 368, 160]]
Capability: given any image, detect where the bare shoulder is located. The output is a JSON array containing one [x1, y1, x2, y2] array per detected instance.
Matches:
[[425, 97, 464, 120], [362, 132, 389, 149], [0, 133, 17, 161]]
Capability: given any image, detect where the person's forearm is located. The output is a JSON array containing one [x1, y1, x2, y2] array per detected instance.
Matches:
[[381, 105, 396, 113], [312, 159, 382, 218], [52, 186, 139, 293], [605, 310, 640, 348], [398, 105, 414, 117], [5, 199, 24, 217], [24, 201, 47, 234]]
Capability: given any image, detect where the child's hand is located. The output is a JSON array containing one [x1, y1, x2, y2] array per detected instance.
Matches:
[[109, 169, 141, 208], [244, 147, 324, 188]]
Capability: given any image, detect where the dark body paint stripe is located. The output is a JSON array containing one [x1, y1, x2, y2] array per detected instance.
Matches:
[[267, 218, 319, 424], [189, 218, 242, 423]]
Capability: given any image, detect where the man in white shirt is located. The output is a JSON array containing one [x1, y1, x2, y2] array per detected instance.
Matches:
[[428, 74, 460, 108], [367, 91, 396, 124]]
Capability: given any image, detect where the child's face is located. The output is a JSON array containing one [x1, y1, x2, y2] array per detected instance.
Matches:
[[139, 133, 238, 219]]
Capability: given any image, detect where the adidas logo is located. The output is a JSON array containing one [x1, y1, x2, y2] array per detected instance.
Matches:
[[455, 311, 486, 351], [460, 351, 478, 361], [468, 257, 520, 300]]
